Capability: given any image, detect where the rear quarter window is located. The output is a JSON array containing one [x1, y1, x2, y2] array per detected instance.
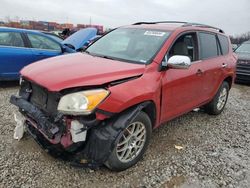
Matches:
[[218, 34, 229, 55], [199, 32, 218, 59]]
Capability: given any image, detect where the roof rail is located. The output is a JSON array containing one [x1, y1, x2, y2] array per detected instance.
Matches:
[[183, 22, 224, 33], [132, 21, 224, 33], [133, 21, 188, 25]]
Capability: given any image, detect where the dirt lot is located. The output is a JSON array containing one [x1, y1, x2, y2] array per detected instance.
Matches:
[[0, 82, 249, 188]]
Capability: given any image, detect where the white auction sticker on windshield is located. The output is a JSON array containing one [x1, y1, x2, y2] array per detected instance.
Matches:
[[144, 31, 166, 37], [140, 59, 147, 63]]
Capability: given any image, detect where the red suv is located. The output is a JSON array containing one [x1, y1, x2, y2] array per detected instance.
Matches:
[[11, 21, 237, 171]]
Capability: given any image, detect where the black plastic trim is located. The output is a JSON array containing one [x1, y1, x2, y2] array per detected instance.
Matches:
[[95, 108, 116, 117], [10, 95, 60, 139]]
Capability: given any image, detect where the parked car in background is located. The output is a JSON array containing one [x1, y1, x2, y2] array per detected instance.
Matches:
[[0, 27, 97, 80], [234, 40, 250, 82], [10, 21, 237, 171]]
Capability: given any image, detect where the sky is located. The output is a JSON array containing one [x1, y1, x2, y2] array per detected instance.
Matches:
[[0, 0, 249, 36]]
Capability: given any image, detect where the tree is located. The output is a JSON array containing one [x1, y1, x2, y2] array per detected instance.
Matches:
[[230, 32, 250, 44]]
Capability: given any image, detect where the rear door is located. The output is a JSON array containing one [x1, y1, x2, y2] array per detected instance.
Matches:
[[0, 31, 34, 80], [26, 33, 62, 61], [198, 32, 224, 99], [161, 32, 206, 122]]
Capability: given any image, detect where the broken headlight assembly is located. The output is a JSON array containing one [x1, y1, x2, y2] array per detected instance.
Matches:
[[57, 89, 110, 115]]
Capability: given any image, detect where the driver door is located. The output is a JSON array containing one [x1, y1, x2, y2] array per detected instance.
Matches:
[[161, 32, 206, 122]]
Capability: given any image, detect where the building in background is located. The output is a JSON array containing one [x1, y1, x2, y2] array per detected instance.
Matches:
[[76, 24, 104, 34], [0, 19, 104, 34]]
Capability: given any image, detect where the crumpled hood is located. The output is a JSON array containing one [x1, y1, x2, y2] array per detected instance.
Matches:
[[21, 53, 145, 91]]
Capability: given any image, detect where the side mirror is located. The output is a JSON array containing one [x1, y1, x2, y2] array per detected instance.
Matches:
[[61, 45, 75, 53], [61, 46, 67, 53], [167, 55, 191, 69]]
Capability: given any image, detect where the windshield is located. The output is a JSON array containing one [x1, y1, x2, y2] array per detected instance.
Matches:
[[235, 43, 250, 53], [86, 28, 170, 64]]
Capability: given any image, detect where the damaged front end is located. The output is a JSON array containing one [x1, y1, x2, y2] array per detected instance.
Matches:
[[10, 78, 146, 169]]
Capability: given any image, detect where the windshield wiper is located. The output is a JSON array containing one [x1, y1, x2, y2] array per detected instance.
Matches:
[[84, 51, 96, 57], [96, 55, 115, 60], [84, 52, 115, 60]]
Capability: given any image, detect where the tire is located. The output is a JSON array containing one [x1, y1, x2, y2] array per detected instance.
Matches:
[[204, 81, 229, 115], [105, 111, 152, 171]]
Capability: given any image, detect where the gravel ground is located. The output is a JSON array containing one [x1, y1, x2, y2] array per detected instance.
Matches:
[[0, 82, 249, 188]]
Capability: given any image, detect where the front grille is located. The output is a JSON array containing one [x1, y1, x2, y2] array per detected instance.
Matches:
[[30, 84, 48, 109], [20, 79, 60, 116], [236, 59, 250, 77]]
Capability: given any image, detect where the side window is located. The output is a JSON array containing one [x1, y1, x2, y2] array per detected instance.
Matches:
[[27, 33, 61, 51], [0, 32, 25, 47], [168, 32, 198, 62], [199, 32, 218, 59], [218, 35, 229, 55]]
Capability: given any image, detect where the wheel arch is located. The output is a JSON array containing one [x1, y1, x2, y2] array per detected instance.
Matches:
[[223, 76, 233, 89], [116, 100, 157, 129], [140, 101, 157, 129]]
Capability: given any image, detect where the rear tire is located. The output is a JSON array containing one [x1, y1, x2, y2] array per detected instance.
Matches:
[[204, 81, 229, 115], [105, 111, 152, 171]]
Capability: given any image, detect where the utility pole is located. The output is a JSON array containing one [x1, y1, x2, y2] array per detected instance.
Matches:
[[89, 16, 92, 26]]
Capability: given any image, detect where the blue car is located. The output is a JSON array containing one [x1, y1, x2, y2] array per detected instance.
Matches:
[[0, 27, 97, 80]]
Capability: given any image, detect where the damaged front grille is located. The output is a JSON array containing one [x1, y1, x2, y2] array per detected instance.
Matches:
[[19, 78, 60, 117]]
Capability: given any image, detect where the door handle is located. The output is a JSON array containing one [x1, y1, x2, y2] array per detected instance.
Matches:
[[222, 63, 228, 68], [196, 69, 203, 75]]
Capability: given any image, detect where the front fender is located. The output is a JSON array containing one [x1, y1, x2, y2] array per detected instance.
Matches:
[[97, 63, 162, 122]]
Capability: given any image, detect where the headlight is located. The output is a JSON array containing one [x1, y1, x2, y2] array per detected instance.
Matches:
[[57, 89, 110, 115]]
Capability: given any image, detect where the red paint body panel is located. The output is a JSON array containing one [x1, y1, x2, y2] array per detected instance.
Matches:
[[161, 61, 205, 122], [98, 61, 162, 125], [21, 53, 145, 91]]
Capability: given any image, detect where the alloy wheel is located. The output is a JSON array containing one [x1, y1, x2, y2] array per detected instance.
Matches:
[[217, 87, 228, 111], [116, 122, 146, 163]]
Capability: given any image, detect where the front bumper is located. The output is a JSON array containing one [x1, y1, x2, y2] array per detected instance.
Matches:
[[10, 95, 61, 141], [236, 73, 250, 82], [236, 60, 250, 82], [10, 94, 149, 167], [10, 95, 102, 167], [10, 95, 114, 166]]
